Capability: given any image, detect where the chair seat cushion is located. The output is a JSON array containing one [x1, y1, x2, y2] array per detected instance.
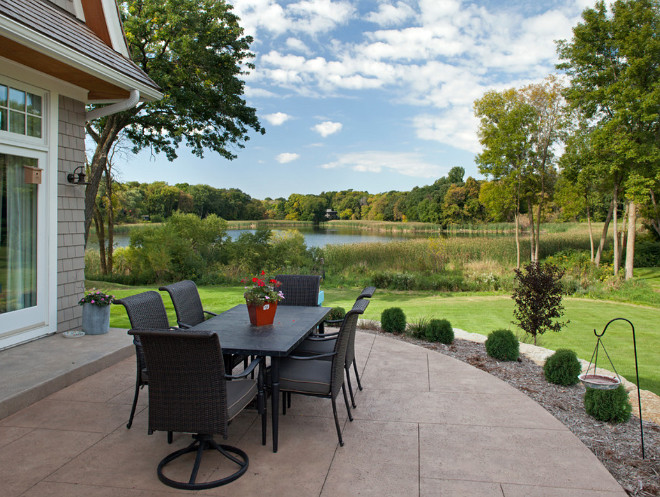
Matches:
[[226, 379, 258, 421], [293, 338, 333, 359], [279, 359, 332, 395]]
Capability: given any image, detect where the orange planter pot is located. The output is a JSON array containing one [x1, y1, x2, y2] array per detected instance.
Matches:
[[246, 301, 278, 326]]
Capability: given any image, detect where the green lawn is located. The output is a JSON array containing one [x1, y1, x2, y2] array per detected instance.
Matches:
[[635, 267, 660, 291], [103, 281, 660, 396]]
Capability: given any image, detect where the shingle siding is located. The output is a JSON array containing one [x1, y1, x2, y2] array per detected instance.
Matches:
[[46, 0, 76, 17], [57, 95, 86, 332]]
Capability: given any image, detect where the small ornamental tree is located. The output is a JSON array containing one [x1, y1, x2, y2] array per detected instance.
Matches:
[[512, 262, 567, 345]]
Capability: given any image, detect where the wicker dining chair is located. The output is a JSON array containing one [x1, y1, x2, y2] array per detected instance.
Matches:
[[319, 285, 376, 394], [114, 291, 174, 432], [158, 280, 216, 328], [275, 274, 321, 306], [292, 298, 369, 409], [159, 280, 247, 374], [277, 300, 366, 446], [128, 328, 266, 490]]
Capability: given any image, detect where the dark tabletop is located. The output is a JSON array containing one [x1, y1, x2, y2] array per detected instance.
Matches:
[[189, 304, 331, 357]]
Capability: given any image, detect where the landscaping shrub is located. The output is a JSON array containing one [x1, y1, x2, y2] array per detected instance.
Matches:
[[512, 262, 567, 345], [584, 385, 632, 423], [485, 329, 519, 361], [326, 307, 346, 321], [381, 307, 406, 333], [425, 319, 454, 344], [407, 317, 430, 338], [543, 349, 581, 386]]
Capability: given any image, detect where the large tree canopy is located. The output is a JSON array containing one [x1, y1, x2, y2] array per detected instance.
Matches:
[[556, 0, 659, 278], [85, 0, 264, 242]]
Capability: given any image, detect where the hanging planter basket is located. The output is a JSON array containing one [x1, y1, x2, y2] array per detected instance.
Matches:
[[578, 373, 621, 390]]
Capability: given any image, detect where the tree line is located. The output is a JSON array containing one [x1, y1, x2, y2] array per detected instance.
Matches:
[[88, 0, 658, 282]]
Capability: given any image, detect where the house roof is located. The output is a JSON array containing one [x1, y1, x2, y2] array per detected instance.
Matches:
[[0, 0, 161, 101]]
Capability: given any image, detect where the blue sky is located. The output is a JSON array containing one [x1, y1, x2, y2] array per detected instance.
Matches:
[[117, 0, 592, 199]]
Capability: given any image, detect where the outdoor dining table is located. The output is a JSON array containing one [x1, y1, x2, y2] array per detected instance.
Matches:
[[188, 304, 331, 453]]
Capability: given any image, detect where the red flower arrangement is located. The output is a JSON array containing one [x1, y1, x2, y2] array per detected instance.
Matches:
[[242, 271, 285, 305]]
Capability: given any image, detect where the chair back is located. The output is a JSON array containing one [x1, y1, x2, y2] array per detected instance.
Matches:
[[345, 298, 369, 366], [114, 291, 170, 329], [160, 280, 205, 327], [330, 299, 368, 398], [128, 329, 229, 436], [275, 274, 321, 306]]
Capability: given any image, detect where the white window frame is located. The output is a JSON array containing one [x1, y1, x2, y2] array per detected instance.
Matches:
[[0, 145, 48, 339], [0, 70, 60, 349]]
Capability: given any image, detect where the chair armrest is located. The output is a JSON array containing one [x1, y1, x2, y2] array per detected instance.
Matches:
[[323, 318, 343, 326], [204, 310, 218, 317], [306, 333, 339, 342], [226, 357, 261, 379], [177, 321, 192, 329], [287, 352, 336, 360]]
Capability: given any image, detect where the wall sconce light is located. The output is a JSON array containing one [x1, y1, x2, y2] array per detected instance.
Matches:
[[67, 166, 88, 185]]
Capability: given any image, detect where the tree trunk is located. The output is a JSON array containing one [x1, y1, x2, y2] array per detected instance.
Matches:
[[514, 212, 521, 269], [93, 204, 107, 274], [84, 116, 123, 245], [594, 198, 614, 267], [650, 189, 660, 238], [625, 201, 636, 280], [527, 199, 536, 263], [104, 166, 114, 275], [617, 202, 628, 272], [612, 185, 619, 276], [586, 202, 594, 262]]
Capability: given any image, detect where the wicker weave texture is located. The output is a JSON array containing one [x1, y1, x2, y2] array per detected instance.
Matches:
[[275, 275, 321, 306], [114, 291, 170, 329], [330, 300, 367, 398], [131, 330, 231, 436], [159, 280, 206, 327]]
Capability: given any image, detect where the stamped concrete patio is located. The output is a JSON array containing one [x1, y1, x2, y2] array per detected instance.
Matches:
[[0, 328, 627, 496]]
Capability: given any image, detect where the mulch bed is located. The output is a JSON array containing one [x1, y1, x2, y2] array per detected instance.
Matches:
[[383, 331, 660, 496]]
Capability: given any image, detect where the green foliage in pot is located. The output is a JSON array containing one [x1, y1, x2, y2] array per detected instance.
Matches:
[[584, 385, 632, 423], [485, 329, 519, 361], [381, 307, 406, 333], [544, 349, 581, 386]]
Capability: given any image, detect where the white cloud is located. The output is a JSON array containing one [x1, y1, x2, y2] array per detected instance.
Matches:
[[286, 37, 311, 54], [320, 151, 445, 178], [366, 2, 416, 27], [231, 0, 354, 36], [276, 152, 300, 163], [238, 0, 587, 154], [413, 106, 482, 154], [313, 121, 343, 137], [264, 112, 292, 125]]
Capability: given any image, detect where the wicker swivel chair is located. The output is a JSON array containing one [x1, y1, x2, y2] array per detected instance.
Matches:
[[114, 291, 173, 431], [275, 274, 321, 306], [160, 280, 247, 374], [277, 300, 366, 446], [128, 329, 266, 490], [293, 298, 369, 409]]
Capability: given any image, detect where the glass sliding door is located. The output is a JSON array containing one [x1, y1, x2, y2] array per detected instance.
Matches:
[[0, 147, 46, 337]]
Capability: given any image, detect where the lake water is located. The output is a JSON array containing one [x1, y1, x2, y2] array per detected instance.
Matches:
[[107, 227, 437, 249]]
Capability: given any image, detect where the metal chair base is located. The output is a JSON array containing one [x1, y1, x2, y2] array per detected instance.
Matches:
[[157, 434, 248, 490]]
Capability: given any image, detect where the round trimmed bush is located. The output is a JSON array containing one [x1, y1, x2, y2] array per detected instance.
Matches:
[[326, 307, 346, 321], [425, 319, 454, 344], [381, 307, 406, 333], [584, 385, 632, 423], [544, 349, 581, 386], [485, 329, 519, 361]]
